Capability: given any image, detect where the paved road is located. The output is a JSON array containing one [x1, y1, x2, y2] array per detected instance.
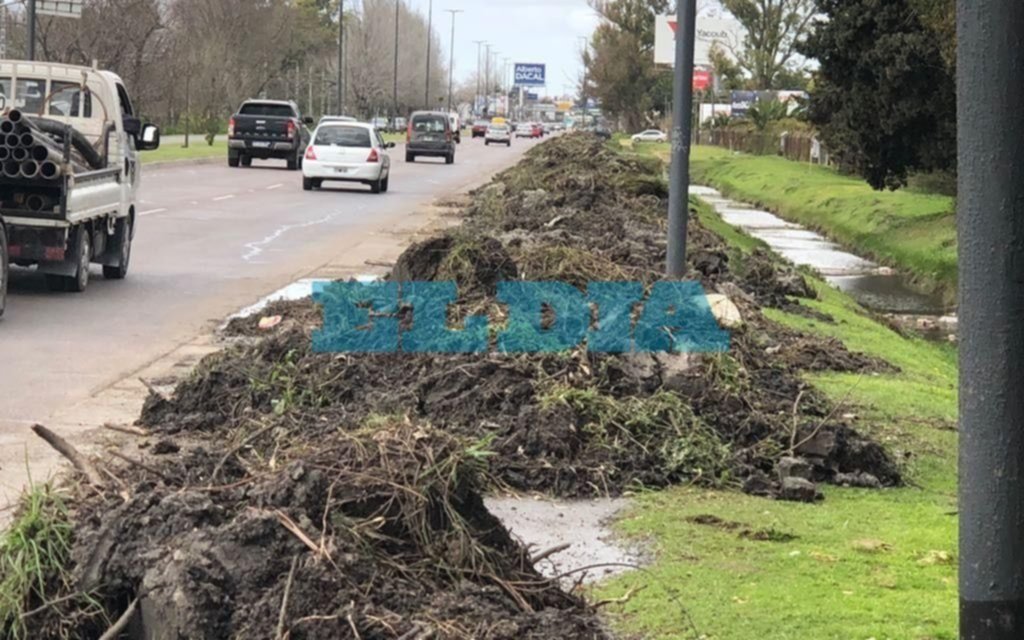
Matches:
[[0, 136, 539, 503]]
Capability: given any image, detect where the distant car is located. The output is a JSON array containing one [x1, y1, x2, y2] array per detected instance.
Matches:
[[448, 113, 462, 144], [542, 123, 552, 135], [631, 129, 668, 143], [406, 111, 456, 164], [370, 117, 389, 131], [531, 123, 544, 138], [319, 115, 358, 125], [393, 117, 407, 132], [515, 123, 536, 139], [302, 122, 394, 194], [471, 119, 490, 138], [592, 125, 613, 140], [485, 124, 512, 147]]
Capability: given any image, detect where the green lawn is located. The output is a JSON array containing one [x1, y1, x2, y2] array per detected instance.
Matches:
[[597, 197, 958, 640], [140, 139, 226, 164], [688, 146, 958, 303]]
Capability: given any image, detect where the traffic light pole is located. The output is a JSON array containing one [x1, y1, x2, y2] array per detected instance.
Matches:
[[958, 1, 1024, 638], [666, 0, 696, 277]]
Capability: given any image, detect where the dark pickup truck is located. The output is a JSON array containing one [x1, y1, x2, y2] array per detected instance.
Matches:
[[228, 100, 313, 170]]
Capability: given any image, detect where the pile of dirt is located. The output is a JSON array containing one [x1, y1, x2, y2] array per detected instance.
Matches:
[[165, 134, 900, 498], [18, 133, 905, 638], [24, 423, 613, 639]]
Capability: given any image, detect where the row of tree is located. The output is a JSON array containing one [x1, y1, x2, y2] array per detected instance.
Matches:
[[14, 0, 451, 131]]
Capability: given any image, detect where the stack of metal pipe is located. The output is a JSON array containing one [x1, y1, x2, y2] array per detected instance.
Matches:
[[0, 110, 86, 181]]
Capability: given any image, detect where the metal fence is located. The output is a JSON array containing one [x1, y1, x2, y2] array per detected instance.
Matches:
[[698, 129, 833, 166]]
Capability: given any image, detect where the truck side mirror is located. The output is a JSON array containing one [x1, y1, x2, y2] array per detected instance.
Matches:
[[123, 115, 142, 137], [138, 124, 160, 151], [303, 116, 314, 126]]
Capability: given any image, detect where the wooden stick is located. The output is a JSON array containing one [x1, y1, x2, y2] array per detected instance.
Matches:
[[98, 597, 139, 640], [31, 424, 105, 487], [276, 555, 300, 640], [108, 451, 172, 483], [103, 423, 150, 437], [138, 377, 169, 401], [530, 543, 571, 565]]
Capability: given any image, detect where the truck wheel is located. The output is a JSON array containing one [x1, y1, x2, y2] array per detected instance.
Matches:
[[0, 224, 7, 319], [287, 153, 299, 171], [48, 227, 90, 293], [241, 155, 252, 167], [103, 217, 132, 280], [406, 152, 415, 163], [445, 153, 454, 165], [228, 152, 240, 168]]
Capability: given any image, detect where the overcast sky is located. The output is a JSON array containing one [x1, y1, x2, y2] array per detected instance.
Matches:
[[401, 0, 602, 99]]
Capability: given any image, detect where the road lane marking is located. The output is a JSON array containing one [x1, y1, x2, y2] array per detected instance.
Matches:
[[266, 184, 283, 190], [242, 214, 335, 263], [213, 194, 236, 201], [138, 208, 167, 217]]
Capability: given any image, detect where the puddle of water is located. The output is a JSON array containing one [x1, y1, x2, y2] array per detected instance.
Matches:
[[691, 185, 952, 318], [486, 496, 639, 585]]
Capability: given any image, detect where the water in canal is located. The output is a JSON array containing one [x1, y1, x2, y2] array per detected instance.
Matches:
[[691, 186, 956, 334]]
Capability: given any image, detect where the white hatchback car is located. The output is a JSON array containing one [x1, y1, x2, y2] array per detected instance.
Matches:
[[303, 122, 394, 193], [485, 124, 512, 147], [631, 129, 668, 143]]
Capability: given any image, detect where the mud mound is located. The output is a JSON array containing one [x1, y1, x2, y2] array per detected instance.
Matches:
[[57, 424, 609, 640], [144, 133, 901, 500]]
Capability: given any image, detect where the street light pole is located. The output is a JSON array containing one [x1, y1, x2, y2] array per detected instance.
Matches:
[[393, 0, 401, 120], [473, 40, 485, 116], [27, 0, 36, 61], [342, 0, 350, 113], [666, 0, 696, 278], [958, 2, 1024, 638], [484, 44, 492, 116], [424, 0, 433, 109], [578, 36, 588, 118], [446, 10, 463, 114]]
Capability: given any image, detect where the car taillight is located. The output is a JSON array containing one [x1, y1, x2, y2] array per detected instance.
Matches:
[[305, 146, 317, 160], [367, 148, 380, 163], [407, 122, 413, 142], [286, 120, 296, 139], [228, 117, 235, 137], [446, 130, 452, 143]]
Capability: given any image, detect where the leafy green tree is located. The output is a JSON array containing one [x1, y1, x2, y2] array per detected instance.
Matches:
[[720, 0, 815, 89], [800, 0, 956, 190], [747, 98, 788, 131], [586, 0, 671, 132]]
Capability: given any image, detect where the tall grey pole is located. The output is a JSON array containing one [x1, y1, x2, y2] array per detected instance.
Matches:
[[424, 0, 433, 109], [484, 44, 492, 115], [337, 0, 344, 114], [959, 1, 1024, 638], [473, 40, 484, 115], [666, 0, 696, 277], [393, 0, 400, 120], [27, 0, 36, 61], [446, 10, 462, 114]]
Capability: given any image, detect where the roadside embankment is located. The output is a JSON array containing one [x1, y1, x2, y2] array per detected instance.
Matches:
[[690, 146, 958, 303]]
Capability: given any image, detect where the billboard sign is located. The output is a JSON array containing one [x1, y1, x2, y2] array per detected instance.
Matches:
[[514, 63, 546, 87], [37, 0, 83, 17], [655, 16, 743, 67], [730, 90, 759, 118]]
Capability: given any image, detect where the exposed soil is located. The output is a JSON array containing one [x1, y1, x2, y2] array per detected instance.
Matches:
[[19, 134, 904, 639]]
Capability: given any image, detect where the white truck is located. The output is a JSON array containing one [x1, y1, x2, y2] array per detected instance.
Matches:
[[0, 60, 160, 318]]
